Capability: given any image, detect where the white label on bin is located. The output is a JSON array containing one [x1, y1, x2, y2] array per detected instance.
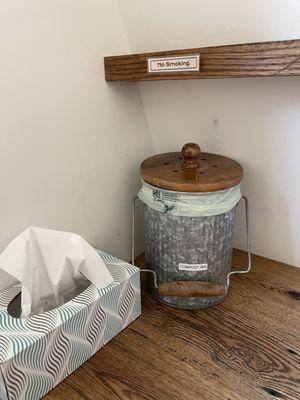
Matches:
[[148, 55, 200, 73], [178, 263, 208, 272]]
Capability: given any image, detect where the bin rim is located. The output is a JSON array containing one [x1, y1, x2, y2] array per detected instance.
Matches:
[[138, 180, 242, 217]]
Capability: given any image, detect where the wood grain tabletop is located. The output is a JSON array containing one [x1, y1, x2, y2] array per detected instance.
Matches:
[[45, 249, 300, 400]]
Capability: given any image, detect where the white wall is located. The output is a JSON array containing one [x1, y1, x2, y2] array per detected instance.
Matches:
[[1, 0, 299, 267], [0, 0, 154, 260], [118, 0, 300, 266]]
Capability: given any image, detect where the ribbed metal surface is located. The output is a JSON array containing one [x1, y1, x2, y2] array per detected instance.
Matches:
[[145, 206, 236, 308]]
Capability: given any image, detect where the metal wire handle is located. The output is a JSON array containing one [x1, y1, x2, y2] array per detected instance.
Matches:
[[132, 195, 251, 293], [225, 195, 252, 292], [132, 196, 159, 289]]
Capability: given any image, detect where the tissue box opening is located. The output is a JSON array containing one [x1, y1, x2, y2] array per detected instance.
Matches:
[[0, 227, 115, 319], [7, 278, 92, 318]]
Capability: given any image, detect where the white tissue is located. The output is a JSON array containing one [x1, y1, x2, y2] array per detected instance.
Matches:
[[0, 227, 114, 317]]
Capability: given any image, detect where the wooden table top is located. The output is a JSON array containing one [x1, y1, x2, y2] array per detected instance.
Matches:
[[46, 249, 300, 400]]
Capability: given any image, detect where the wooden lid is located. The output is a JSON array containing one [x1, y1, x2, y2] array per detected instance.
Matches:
[[140, 143, 243, 192]]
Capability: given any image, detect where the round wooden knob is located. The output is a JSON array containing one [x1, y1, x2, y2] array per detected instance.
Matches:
[[181, 143, 201, 169]]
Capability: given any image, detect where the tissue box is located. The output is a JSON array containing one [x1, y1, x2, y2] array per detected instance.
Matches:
[[0, 250, 141, 400]]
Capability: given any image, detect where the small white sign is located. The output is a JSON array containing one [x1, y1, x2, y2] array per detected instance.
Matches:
[[148, 55, 200, 73], [178, 263, 208, 272]]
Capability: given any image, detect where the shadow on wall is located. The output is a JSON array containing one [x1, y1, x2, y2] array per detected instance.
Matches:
[[99, 82, 155, 259], [0, 72, 154, 263], [234, 171, 295, 266]]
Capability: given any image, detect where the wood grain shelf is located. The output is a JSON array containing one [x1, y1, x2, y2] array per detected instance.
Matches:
[[104, 39, 300, 81]]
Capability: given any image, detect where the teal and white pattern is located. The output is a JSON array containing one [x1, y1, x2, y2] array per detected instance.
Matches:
[[0, 250, 141, 400]]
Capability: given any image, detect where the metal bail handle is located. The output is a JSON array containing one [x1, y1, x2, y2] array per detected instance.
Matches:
[[132, 196, 252, 297]]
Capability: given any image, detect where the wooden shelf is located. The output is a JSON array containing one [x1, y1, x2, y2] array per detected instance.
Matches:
[[104, 39, 300, 81]]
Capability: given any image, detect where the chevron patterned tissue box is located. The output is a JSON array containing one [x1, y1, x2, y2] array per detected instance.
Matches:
[[0, 250, 141, 400]]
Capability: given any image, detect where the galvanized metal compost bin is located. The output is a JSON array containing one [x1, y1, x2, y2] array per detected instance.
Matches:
[[133, 143, 251, 309]]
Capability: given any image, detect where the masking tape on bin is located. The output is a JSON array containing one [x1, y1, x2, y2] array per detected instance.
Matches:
[[138, 180, 242, 217]]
